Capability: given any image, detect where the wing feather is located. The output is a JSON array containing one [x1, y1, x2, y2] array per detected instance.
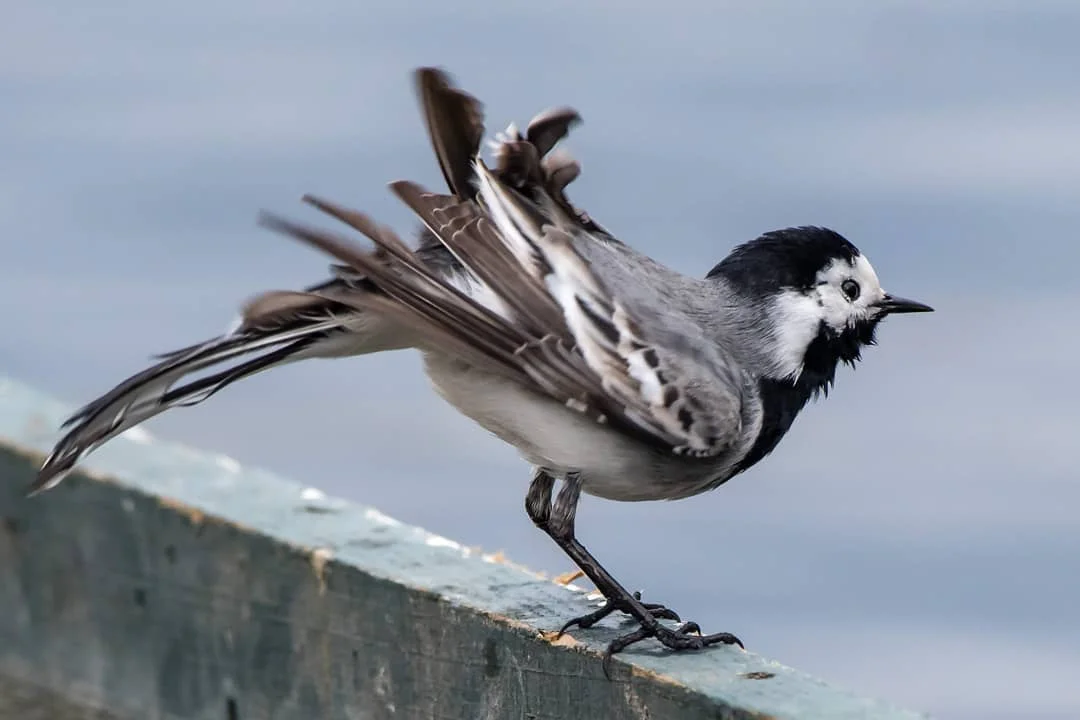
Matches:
[[472, 160, 742, 456], [260, 67, 745, 458]]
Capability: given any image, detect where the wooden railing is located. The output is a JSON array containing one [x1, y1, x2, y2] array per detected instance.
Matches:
[[0, 376, 927, 719]]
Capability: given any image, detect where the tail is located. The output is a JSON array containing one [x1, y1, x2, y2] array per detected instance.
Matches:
[[30, 287, 401, 495]]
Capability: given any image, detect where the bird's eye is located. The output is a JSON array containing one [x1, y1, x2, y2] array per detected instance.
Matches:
[[841, 279, 860, 301]]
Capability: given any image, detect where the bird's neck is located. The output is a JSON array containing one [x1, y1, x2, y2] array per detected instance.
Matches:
[[737, 330, 847, 473], [734, 371, 831, 474], [693, 280, 845, 474]]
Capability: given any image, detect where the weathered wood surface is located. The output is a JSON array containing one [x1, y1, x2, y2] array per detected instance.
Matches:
[[0, 376, 927, 719], [0, 675, 121, 720]]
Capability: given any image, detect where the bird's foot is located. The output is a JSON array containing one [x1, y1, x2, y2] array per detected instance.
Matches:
[[557, 591, 680, 636], [603, 621, 743, 674]]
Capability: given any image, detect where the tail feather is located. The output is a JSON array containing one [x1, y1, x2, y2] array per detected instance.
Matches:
[[31, 295, 362, 495], [158, 336, 317, 409]]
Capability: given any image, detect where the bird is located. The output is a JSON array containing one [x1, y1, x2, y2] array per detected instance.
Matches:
[[31, 67, 934, 665]]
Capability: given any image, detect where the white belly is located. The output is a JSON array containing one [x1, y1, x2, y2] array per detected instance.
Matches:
[[422, 353, 726, 501]]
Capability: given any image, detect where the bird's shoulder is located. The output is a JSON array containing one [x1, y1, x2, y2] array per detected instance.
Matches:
[[524, 222, 754, 458]]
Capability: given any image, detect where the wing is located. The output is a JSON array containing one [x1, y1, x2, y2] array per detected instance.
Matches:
[[470, 162, 747, 457], [415, 66, 619, 245], [261, 68, 747, 458]]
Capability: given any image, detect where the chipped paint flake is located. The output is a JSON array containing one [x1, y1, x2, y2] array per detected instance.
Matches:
[[561, 582, 591, 594], [300, 487, 327, 502], [363, 508, 402, 527], [424, 534, 472, 558], [310, 546, 333, 595], [424, 534, 462, 550], [540, 630, 580, 648], [215, 455, 241, 473], [553, 569, 584, 586]]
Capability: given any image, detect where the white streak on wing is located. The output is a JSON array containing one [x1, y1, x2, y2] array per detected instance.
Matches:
[[537, 237, 716, 455], [442, 271, 514, 321], [540, 253, 619, 388], [477, 163, 645, 404], [122, 427, 153, 444], [471, 159, 723, 457], [611, 301, 663, 404], [625, 350, 662, 405], [473, 162, 544, 275]]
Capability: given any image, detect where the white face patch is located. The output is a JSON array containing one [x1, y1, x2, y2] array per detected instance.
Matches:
[[815, 254, 887, 333], [765, 253, 887, 380], [768, 290, 822, 380]]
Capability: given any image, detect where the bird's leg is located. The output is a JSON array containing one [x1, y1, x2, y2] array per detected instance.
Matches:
[[525, 469, 743, 670], [526, 471, 675, 624], [526, 471, 661, 623]]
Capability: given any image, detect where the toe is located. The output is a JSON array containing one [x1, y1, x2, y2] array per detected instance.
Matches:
[[642, 603, 681, 622]]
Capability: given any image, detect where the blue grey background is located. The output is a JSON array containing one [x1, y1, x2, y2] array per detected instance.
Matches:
[[3, 2, 1078, 718]]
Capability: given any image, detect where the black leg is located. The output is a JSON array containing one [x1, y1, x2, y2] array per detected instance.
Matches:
[[556, 590, 681, 634], [525, 469, 743, 675]]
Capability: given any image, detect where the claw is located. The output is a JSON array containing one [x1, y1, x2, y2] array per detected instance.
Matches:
[[603, 621, 743, 676], [643, 602, 681, 623], [602, 626, 650, 679]]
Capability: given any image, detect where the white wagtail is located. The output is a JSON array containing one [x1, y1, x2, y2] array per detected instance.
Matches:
[[32, 67, 933, 663]]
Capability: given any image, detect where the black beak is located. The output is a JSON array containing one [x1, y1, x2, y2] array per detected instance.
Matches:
[[878, 294, 934, 314]]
